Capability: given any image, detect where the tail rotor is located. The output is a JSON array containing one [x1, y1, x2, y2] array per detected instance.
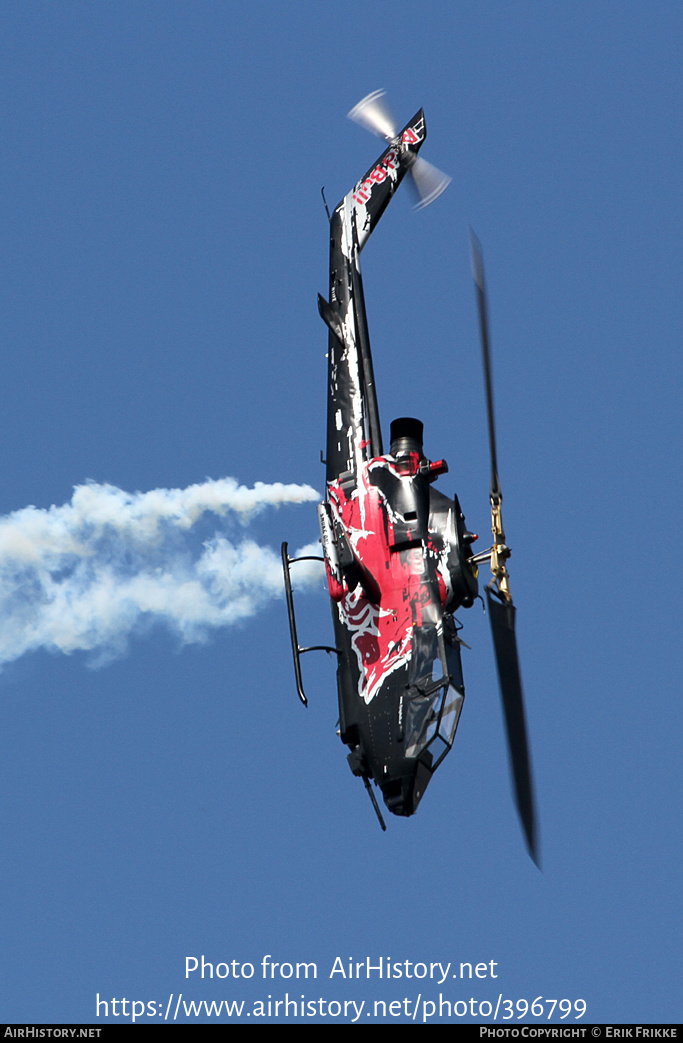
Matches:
[[348, 90, 451, 210]]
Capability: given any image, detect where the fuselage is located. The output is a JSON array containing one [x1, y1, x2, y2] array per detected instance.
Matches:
[[317, 111, 478, 816]]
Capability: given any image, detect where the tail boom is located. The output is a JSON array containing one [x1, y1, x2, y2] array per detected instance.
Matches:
[[323, 110, 428, 487]]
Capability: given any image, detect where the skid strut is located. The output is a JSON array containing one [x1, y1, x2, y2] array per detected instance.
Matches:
[[281, 542, 339, 706]]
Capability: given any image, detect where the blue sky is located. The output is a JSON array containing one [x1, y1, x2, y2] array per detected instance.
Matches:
[[1, 1, 680, 1025]]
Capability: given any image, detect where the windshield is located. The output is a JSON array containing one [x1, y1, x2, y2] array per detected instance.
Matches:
[[404, 623, 465, 766]]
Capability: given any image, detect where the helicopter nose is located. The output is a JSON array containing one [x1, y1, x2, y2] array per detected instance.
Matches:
[[381, 760, 433, 817], [382, 783, 413, 816]]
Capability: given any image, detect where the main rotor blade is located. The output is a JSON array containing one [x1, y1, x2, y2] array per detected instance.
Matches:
[[347, 89, 398, 141], [410, 156, 452, 210], [470, 230, 500, 503], [486, 588, 539, 866]]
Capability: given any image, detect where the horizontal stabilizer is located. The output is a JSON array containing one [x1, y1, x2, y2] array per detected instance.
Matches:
[[318, 294, 345, 345]]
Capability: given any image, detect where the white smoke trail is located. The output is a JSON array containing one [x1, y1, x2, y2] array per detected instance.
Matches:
[[0, 477, 323, 667]]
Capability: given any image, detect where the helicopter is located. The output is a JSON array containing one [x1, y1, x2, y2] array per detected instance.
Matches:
[[282, 92, 538, 864]]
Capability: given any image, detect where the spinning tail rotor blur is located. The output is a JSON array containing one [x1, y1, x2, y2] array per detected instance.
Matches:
[[348, 89, 451, 210]]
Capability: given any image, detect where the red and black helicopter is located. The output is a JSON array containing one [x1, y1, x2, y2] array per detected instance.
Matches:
[[282, 92, 538, 864]]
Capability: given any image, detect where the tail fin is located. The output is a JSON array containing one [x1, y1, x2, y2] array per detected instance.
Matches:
[[336, 109, 427, 252]]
